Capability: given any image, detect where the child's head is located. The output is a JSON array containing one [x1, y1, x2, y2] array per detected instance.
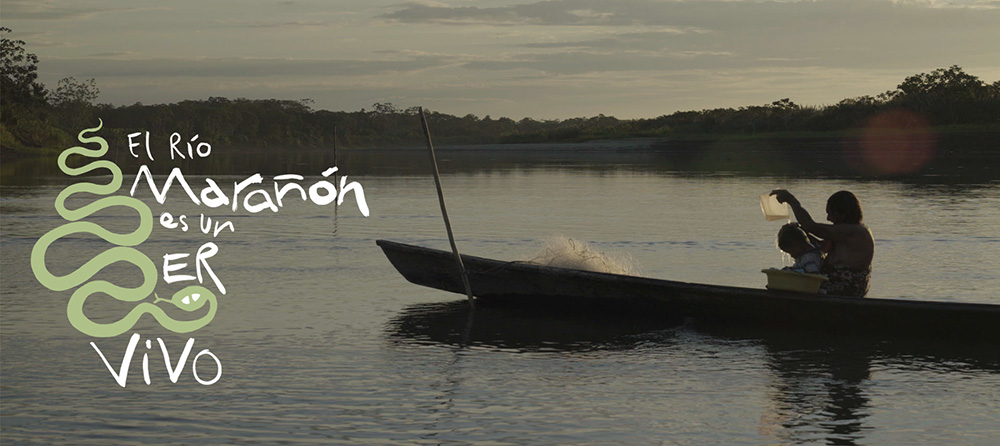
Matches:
[[777, 223, 812, 257]]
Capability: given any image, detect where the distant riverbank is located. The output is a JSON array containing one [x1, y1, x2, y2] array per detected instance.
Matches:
[[5, 130, 997, 188], [5, 49, 999, 162]]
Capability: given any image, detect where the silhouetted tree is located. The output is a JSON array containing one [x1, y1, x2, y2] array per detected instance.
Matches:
[[1, 27, 47, 105], [49, 77, 100, 107]]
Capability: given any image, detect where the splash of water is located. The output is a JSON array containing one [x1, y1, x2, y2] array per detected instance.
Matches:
[[524, 236, 639, 276]]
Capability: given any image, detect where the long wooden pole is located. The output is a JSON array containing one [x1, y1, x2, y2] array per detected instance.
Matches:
[[331, 124, 339, 235], [419, 107, 475, 308]]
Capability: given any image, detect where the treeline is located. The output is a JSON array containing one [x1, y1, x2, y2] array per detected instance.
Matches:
[[3, 25, 999, 155], [54, 67, 1000, 149], [638, 66, 1000, 136]]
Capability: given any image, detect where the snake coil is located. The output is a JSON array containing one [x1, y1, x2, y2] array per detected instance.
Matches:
[[30, 121, 216, 337]]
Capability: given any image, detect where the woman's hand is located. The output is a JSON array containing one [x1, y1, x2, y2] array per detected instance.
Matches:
[[771, 189, 822, 235], [770, 189, 796, 205]]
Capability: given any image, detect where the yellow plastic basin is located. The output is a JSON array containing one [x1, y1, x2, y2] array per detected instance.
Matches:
[[762, 268, 828, 293]]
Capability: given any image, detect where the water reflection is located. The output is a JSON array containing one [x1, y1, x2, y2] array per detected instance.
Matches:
[[389, 299, 1000, 444], [700, 323, 998, 445], [5, 131, 998, 187], [387, 299, 683, 352], [750, 331, 874, 445]]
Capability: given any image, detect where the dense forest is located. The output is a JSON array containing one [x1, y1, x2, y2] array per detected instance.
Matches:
[[3, 26, 999, 157]]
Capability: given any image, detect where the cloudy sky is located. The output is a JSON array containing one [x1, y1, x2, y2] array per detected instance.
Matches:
[[5, 0, 999, 119]]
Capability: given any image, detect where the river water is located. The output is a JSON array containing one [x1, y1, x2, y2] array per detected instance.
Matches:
[[2, 137, 999, 445]]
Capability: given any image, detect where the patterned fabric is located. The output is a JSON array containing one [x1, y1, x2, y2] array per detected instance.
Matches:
[[821, 265, 871, 297]]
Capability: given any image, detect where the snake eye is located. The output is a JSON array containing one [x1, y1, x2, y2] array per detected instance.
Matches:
[[192, 293, 201, 302], [182, 296, 191, 305]]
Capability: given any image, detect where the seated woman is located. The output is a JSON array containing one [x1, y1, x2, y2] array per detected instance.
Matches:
[[770, 190, 874, 297]]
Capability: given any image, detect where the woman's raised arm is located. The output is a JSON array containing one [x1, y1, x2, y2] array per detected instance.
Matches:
[[770, 190, 836, 240]]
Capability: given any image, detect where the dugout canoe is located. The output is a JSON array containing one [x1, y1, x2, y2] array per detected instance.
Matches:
[[377, 240, 1000, 340]]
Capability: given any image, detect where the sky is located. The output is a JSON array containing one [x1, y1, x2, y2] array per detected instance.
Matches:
[[4, 0, 1000, 120]]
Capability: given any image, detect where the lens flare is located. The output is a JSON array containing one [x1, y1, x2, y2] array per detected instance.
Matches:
[[857, 109, 936, 175]]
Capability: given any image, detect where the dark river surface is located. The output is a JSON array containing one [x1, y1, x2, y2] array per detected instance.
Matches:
[[2, 135, 999, 445]]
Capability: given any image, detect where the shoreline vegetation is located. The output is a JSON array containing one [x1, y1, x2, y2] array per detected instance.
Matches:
[[3, 27, 999, 162]]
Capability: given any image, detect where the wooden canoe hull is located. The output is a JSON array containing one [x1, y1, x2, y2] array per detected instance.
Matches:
[[377, 240, 1000, 340]]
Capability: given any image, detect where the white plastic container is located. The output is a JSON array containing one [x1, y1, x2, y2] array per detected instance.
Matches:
[[759, 193, 789, 221]]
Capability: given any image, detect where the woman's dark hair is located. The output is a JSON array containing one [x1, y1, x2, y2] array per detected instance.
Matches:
[[827, 191, 863, 224]]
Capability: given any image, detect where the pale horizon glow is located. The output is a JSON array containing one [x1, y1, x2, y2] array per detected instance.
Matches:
[[4, 0, 999, 120]]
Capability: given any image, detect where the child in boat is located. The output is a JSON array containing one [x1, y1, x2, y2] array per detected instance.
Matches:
[[777, 223, 824, 274]]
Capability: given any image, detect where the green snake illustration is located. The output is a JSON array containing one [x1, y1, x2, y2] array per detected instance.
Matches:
[[30, 120, 216, 337]]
